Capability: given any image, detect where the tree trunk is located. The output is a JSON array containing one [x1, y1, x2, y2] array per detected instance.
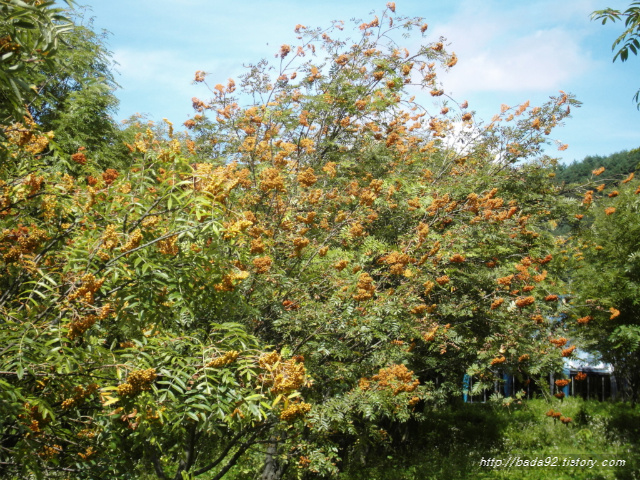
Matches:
[[261, 436, 284, 480]]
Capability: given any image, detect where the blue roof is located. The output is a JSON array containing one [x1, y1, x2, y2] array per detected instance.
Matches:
[[563, 349, 613, 374]]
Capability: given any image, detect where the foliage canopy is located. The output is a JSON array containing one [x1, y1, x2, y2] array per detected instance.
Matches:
[[0, 0, 75, 124], [592, 1, 640, 108], [553, 147, 640, 186], [4, 3, 638, 479]]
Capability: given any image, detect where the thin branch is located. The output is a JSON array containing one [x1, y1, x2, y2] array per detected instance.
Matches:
[[173, 423, 198, 480], [149, 445, 168, 480], [191, 429, 246, 476], [208, 430, 261, 480], [192, 424, 267, 477]]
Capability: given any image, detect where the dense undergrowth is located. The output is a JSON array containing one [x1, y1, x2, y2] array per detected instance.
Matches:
[[327, 398, 640, 480]]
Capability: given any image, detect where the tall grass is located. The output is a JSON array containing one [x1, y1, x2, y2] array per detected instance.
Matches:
[[336, 398, 640, 480]]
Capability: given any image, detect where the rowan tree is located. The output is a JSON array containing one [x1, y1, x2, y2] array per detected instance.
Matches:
[[0, 4, 586, 479], [565, 168, 640, 403], [184, 5, 580, 476]]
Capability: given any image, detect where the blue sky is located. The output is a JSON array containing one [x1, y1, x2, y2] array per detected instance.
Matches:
[[72, 0, 638, 164]]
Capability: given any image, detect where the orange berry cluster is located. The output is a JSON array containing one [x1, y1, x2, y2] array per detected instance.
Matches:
[[576, 315, 591, 325], [259, 168, 285, 192], [61, 383, 99, 410], [515, 296, 535, 308], [259, 352, 307, 395], [292, 236, 310, 255], [68, 303, 111, 339], [550, 337, 568, 347], [496, 274, 514, 286], [450, 253, 465, 263], [157, 235, 179, 256], [20, 403, 50, 433], [121, 229, 142, 253], [78, 446, 97, 460], [380, 251, 412, 275], [547, 408, 572, 424], [253, 256, 272, 273], [490, 356, 506, 366], [206, 350, 239, 368], [71, 152, 87, 165], [360, 364, 420, 396], [353, 272, 375, 301], [490, 298, 504, 310], [422, 324, 439, 342], [102, 168, 119, 185], [297, 167, 318, 187], [117, 368, 157, 397], [280, 402, 311, 422], [67, 273, 105, 305], [214, 270, 249, 292], [412, 304, 436, 315], [39, 444, 62, 459], [1, 225, 48, 262]]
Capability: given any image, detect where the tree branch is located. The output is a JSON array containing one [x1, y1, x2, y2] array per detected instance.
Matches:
[[192, 424, 265, 477], [173, 423, 198, 480], [148, 445, 167, 480], [208, 430, 261, 480]]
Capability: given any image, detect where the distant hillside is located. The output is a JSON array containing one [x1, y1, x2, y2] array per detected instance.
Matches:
[[554, 148, 640, 185]]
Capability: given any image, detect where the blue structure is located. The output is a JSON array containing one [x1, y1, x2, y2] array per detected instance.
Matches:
[[462, 349, 616, 403], [463, 296, 617, 402], [563, 349, 616, 400], [463, 374, 470, 402]]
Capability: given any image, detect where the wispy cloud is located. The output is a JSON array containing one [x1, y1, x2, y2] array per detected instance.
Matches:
[[441, 28, 591, 94], [111, 48, 243, 121], [113, 48, 203, 90], [432, 0, 596, 95]]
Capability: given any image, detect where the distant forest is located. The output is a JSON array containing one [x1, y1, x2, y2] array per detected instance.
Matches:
[[554, 148, 640, 185]]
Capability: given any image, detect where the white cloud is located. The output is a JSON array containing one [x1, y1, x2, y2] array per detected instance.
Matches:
[[430, 0, 596, 95], [113, 48, 201, 91], [442, 28, 591, 94], [111, 48, 243, 121]]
